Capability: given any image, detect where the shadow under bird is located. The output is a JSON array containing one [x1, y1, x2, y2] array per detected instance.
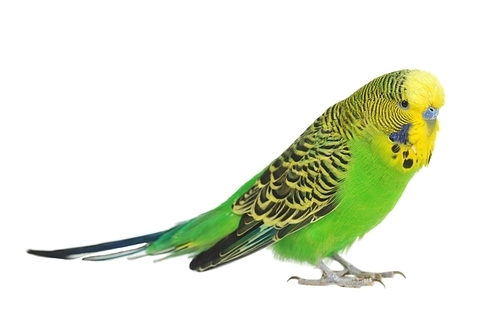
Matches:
[[28, 69, 444, 287]]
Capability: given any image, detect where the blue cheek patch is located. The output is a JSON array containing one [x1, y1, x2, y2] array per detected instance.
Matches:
[[389, 123, 411, 144]]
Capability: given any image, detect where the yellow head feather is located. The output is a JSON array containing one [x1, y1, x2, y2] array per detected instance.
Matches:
[[358, 69, 445, 172]]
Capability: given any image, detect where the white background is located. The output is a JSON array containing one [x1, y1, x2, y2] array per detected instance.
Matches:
[[2, 1, 498, 332]]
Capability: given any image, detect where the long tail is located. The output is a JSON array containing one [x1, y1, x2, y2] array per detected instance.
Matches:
[[27, 229, 172, 261]]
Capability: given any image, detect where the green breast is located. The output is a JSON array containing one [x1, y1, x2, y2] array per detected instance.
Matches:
[[272, 133, 418, 265]]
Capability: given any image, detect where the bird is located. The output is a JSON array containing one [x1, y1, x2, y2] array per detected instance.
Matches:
[[28, 69, 444, 287]]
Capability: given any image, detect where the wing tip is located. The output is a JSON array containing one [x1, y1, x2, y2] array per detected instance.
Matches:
[[189, 252, 212, 272]]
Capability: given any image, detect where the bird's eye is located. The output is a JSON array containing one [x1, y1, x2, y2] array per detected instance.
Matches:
[[398, 100, 410, 110]]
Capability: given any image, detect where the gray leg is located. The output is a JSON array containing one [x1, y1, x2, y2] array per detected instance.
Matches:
[[332, 254, 405, 280], [288, 261, 378, 288], [288, 256, 404, 288]]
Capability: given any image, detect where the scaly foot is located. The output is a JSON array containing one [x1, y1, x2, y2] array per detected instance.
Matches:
[[288, 255, 404, 288], [332, 254, 405, 282], [288, 261, 380, 287]]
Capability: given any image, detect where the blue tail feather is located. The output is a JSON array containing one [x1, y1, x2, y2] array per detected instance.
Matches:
[[27, 230, 168, 260]]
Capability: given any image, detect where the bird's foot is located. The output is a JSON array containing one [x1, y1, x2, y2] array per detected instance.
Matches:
[[287, 261, 379, 288], [332, 254, 405, 282], [287, 255, 404, 288]]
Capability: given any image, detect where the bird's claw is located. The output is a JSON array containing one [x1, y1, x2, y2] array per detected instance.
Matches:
[[373, 278, 385, 288], [394, 271, 406, 279]]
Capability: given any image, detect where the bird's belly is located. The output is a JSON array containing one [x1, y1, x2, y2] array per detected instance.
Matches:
[[272, 138, 416, 265]]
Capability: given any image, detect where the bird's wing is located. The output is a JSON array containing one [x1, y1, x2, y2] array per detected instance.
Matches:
[[190, 125, 351, 271]]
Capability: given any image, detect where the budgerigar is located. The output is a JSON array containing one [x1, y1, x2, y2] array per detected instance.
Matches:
[[28, 69, 444, 287]]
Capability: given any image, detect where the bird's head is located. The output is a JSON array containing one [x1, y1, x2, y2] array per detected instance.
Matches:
[[399, 70, 444, 140], [355, 69, 445, 170]]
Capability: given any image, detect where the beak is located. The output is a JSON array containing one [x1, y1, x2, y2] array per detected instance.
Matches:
[[423, 106, 439, 121], [423, 106, 439, 135]]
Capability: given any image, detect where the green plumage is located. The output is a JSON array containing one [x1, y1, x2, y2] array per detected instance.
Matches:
[[28, 69, 445, 286]]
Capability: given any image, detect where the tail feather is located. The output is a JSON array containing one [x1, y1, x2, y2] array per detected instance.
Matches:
[[27, 230, 168, 260], [82, 245, 149, 261]]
